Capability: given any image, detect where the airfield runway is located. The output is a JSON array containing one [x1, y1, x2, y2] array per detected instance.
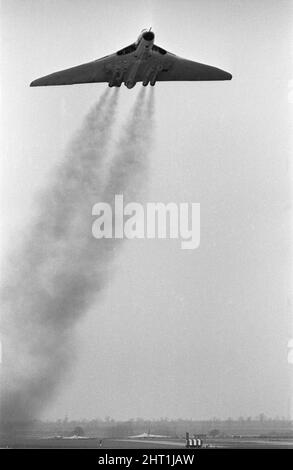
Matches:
[[2, 436, 293, 449]]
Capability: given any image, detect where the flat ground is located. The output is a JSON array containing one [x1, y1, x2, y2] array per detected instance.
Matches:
[[1, 436, 293, 449]]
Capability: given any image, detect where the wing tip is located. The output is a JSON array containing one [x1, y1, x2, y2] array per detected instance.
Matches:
[[30, 78, 44, 87], [221, 70, 232, 81]]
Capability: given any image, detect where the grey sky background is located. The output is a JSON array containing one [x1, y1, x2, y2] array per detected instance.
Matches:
[[0, 0, 292, 421]]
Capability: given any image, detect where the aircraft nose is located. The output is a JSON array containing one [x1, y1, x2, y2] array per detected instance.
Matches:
[[142, 31, 155, 41]]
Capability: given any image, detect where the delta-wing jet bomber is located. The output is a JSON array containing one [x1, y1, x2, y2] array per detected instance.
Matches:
[[30, 29, 232, 89]]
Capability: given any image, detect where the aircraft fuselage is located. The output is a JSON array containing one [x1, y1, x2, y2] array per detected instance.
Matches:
[[109, 30, 156, 89]]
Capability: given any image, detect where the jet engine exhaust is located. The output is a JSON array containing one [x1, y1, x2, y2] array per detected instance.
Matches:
[[0, 89, 119, 435], [105, 87, 154, 204], [0, 87, 156, 440]]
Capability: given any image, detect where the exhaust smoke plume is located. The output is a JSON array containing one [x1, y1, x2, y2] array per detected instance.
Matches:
[[105, 87, 155, 203], [0, 87, 155, 436]]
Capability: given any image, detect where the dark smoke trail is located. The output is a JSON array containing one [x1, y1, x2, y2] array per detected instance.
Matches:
[[0, 86, 155, 439], [105, 87, 155, 204], [0, 90, 119, 431]]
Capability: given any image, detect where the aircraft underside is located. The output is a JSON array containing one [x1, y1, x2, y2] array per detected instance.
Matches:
[[30, 29, 232, 89], [108, 61, 164, 88]]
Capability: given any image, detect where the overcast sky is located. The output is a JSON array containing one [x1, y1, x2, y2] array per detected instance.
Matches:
[[1, 0, 292, 421]]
